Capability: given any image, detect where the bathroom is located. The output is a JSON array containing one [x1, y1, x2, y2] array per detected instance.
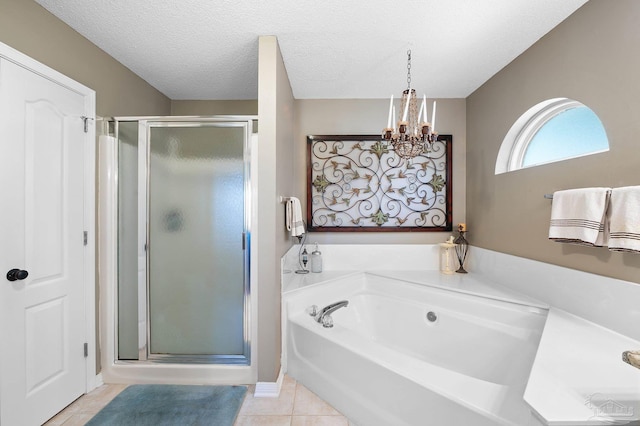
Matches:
[[1, 0, 639, 425]]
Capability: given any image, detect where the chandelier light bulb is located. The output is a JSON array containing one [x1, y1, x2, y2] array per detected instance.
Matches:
[[387, 95, 394, 129], [418, 94, 426, 123], [431, 100, 437, 133]]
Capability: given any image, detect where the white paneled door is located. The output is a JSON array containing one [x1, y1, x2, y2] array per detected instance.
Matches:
[[0, 49, 95, 425]]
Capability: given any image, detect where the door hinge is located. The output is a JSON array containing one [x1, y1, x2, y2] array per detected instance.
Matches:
[[242, 233, 246, 250], [83, 343, 88, 358], [83, 231, 88, 246], [81, 116, 94, 133]]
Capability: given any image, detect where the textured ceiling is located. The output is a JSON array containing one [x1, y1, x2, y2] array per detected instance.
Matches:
[[34, 0, 587, 100]]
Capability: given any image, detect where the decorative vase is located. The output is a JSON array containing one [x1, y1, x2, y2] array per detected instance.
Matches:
[[439, 236, 457, 274], [454, 224, 469, 273]]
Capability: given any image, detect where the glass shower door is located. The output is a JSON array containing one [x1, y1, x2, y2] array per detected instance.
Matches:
[[144, 121, 250, 363]]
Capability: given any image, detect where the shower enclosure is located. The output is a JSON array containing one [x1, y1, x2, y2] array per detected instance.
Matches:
[[99, 116, 257, 384]]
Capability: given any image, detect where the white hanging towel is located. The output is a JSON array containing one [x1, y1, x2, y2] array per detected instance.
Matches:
[[608, 186, 640, 253], [286, 197, 305, 238], [548, 187, 611, 246]]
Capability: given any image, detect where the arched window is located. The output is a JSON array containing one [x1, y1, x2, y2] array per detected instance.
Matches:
[[495, 98, 609, 174]]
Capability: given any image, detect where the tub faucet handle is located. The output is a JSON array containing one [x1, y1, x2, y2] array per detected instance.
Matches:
[[306, 305, 318, 317], [315, 300, 349, 327], [321, 315, 334, 328]]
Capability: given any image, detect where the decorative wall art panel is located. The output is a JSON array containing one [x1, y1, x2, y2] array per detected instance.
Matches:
[[307, 134, 452, 232]]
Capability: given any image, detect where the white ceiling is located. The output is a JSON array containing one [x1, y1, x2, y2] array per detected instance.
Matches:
[[34, 0, 588, 100]]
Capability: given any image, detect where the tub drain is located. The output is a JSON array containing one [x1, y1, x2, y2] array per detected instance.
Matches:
[[426, 311, 438, 322]]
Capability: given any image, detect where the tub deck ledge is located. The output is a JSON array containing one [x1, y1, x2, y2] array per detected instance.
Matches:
[[283, 268, 548, 310], [524, 308, 640, 426]]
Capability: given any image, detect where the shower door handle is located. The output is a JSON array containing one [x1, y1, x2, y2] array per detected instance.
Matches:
[[7, 269, 29, 281]]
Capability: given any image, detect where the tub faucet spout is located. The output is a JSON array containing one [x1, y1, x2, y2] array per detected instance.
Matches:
[[315, 300, 349, 328]]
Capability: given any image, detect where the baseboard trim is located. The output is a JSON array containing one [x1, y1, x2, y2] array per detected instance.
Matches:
[[253, 368, 283, 398], [95, 372, 104, 387]]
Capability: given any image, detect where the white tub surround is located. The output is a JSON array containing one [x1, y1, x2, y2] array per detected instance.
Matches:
[[284, 271, 548, 426], [281, 244, 440, 274], [525, 309, 640, 425], [470, 249, 640, 424], [470, 248, 640, 342], [282, 269, 360, 293], [281, 244, 640, 426]]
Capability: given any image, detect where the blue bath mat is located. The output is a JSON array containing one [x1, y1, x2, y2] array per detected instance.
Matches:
[[85, 384, 247, 426]]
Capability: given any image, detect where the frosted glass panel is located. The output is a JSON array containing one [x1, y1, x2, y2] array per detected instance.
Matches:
[[117, 121, 140, 360], [148, 125, 245, 355]]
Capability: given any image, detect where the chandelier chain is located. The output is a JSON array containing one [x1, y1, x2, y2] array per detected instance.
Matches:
[[406, 49, 412, 89]]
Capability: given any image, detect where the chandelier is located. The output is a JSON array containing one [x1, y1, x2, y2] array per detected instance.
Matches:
[[382, 50, 437, 160]]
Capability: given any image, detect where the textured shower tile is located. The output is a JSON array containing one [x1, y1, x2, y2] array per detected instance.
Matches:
[[291, 416, 349, 426], [234, 415, 292, 426], [239, 387, 296, 415], [293, 385, 341, 416]]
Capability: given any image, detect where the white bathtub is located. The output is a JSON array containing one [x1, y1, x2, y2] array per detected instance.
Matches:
[[284, 272, 548, 426]]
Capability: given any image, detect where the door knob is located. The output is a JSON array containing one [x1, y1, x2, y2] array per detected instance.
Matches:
[[6, 269, 29, 281]]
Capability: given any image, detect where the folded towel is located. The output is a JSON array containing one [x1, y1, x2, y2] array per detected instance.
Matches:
[[608, 186, 640, 253], [286, 197, 305, 238], [548, 188, 611, 246]]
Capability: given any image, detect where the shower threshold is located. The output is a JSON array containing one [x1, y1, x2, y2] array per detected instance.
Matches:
[[117, 354, 250, 365]]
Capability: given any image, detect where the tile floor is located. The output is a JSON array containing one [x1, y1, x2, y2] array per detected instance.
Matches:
[[44, 375, 352, 426]]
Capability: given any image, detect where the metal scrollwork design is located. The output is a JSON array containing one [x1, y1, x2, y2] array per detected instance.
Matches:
[[307, 135, 452, 232]]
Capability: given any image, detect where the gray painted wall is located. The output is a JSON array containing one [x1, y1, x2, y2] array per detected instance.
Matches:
[[294, 98, 467, 244], [0, 0, 170, 117], [171, 100, 258, 116], [466, 0, 640, 283], [257, 36, 295, 381]]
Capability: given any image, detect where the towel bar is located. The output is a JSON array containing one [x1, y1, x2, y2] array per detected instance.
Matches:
[[544, 194, 553, 199]]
